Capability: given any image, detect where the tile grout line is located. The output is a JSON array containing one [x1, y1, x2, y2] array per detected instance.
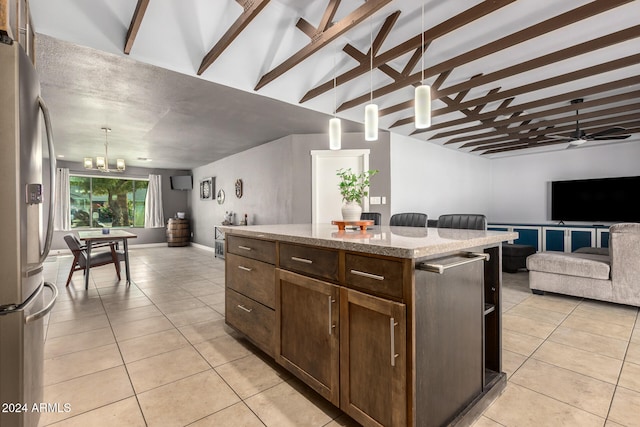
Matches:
[[602, 307, 640, 424]]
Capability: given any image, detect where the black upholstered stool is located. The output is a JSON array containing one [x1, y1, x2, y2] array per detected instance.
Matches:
[[502, 243, 536, 273]]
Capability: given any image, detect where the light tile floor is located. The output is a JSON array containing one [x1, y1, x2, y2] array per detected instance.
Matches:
[[39, 246, 640, 426]]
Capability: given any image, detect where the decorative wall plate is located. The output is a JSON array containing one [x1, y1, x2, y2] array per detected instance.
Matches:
[[217, 188, 225, 204], [235, 179, 243, 198]]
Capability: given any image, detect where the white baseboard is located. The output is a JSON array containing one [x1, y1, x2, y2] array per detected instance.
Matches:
[[190, 242, 215, 252], [49, 242, 214, 257]]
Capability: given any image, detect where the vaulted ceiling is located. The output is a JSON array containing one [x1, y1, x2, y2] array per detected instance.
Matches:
[[29, 0, 640, 169]]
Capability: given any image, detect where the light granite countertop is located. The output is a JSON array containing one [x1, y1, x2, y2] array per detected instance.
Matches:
[[220, 224, 518, 259]]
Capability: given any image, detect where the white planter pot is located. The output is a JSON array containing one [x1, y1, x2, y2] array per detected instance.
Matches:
[[341, 201, 362, 221]]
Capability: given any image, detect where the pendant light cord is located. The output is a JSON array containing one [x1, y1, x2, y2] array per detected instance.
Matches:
[[370, 16, 373, 103], [421, 2, 424, 85], [333, 43, 337, 117]]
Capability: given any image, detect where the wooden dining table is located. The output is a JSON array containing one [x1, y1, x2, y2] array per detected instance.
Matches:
[[77, 229, 137, 289]]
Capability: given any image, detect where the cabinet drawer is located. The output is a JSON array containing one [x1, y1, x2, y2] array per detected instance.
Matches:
[[345, 253, 404, 300], [226, 289, 275, 357], [227, 235, 276, 264], [279, 243, 339, 282], [226, 253, 275, 309]]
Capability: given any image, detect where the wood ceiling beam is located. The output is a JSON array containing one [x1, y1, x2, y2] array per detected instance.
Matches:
[[339, 11, 404, 78], [478, 125, 640, 155], [318, 0, 341, 33], [254, 0, 392, 91], [343, 42, 435, 90], [124, 0, 149, 55], [384, 53, 640, 120], [337, 0, 635, 112], [440, 104, 640, 145], [436, 25, 640, 100], [371, 10, 400, 56], [198, 0, 272, 75], [399, 55, 640, 135], [434, 90, 640, 140], [299, 0, 516, 103], [460, 115, 640, 149]]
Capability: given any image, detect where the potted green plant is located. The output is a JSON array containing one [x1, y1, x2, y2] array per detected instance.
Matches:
[[336, 168, 378, 221]]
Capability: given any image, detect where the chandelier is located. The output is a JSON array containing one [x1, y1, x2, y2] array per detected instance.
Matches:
[[84, 127, 125, 172]]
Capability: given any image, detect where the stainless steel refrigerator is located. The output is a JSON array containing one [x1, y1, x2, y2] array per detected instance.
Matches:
[[0, 36, 58, 427]]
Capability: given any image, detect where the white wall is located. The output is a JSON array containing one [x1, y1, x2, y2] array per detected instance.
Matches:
[[489, 142, 640, 224], [190, 132, 392, 247], [390, 133, 493, 221], [190, 136, 294, 247]]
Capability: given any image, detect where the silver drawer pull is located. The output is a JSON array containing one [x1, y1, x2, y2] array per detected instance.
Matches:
[[291, 256, 313, 264], [350, 269, 385, 281], [390, 317, 399, 367], [238, 245, 252, 251], [237, 304, 252, 313], [418, 252, 490, 274], [238, 266, 252, 272]]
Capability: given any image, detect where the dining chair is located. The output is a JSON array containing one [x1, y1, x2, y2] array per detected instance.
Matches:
[[360, 212, 382, 225], [437, 214, 487, 230], [389, 212, 428, 227], [63, 234, 124, 287]]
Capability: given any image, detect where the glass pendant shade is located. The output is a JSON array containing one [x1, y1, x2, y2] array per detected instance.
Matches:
[[414, 84, 431, 129], [329, 117, 341, 150], [96, 156, 106, 170], [116, 159, 126, 171], [83, 157, 93, 169], [364, 104, 379, 141]]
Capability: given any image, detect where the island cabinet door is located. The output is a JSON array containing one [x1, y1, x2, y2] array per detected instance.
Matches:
[[275, 269, 340, 406], [340, 287, 407, 427]]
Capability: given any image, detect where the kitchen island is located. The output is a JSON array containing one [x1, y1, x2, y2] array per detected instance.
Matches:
[[221, 224, 517, 427]]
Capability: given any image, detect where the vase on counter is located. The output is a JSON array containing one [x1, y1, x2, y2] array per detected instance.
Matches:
[[341, 201, 362, 221]]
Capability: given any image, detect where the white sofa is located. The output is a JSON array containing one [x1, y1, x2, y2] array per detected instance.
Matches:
[[526, 223, 640, 307]]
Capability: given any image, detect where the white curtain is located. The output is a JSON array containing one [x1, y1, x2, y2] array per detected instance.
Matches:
[[144, 174, 165, 228], [54, 168, 70, 231]]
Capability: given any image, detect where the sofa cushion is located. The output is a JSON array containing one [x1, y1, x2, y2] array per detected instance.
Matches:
[[574, 247, 610, 256], [526, 252, 611, 280]]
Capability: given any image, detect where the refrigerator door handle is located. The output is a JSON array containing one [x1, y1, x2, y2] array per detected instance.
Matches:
[[37, 96, 56, 264], [25, 282, 58, 324]]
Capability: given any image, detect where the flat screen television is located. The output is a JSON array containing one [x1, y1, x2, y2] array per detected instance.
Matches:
[[551, 176, 640, 222], [170, 175, 193, 190]]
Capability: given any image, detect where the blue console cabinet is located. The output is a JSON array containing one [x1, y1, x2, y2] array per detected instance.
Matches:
[[489, 223, 609, 252]]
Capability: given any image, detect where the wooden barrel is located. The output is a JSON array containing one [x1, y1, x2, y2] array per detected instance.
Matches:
[[167, 218, 190, 247]]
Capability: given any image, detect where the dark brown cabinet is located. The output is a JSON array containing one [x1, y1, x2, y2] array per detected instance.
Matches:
[[275, 269, 340, 405], [224, 230, 505, 427], [340, 287, 407, 427], [225, 236, 276, 357]]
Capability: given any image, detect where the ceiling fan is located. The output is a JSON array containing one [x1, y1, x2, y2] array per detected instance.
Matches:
[[547, 99, 631, 148]]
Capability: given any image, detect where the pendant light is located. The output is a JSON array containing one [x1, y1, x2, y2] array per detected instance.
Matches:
[[329, 44, 341, 150], [364, 16, 378, 141], [414, 2, 431, 129]]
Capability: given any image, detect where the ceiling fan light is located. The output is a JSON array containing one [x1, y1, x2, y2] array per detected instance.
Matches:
[[364, 104, 378, 141], [96, 156, 106, 170], [329, 117, 341, 150], [83, 157, 93, 169], [116, 158, 126, 171], [414, 84, 431, 129]]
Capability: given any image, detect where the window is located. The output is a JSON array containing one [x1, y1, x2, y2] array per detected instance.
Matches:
[[69, 176, 149, 228]]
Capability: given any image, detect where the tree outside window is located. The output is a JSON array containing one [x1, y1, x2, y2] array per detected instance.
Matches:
[[69, 176, 148, 228]]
